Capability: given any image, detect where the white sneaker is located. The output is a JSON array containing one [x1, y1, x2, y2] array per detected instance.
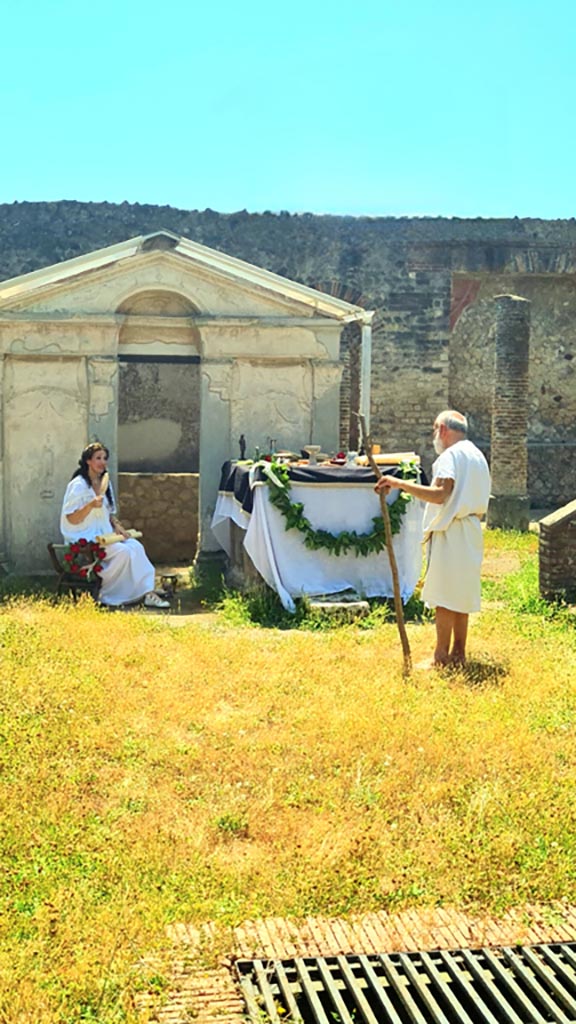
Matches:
[[144, 591, 170, 609]]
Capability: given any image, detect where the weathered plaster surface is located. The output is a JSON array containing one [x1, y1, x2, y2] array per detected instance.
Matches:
[[197, 323, 338, 361], [9, 253, 324, 319], [118, 358, 200, 472], [4, 357, 87, 571], [88, 358, 117, 418], [119, 419, 183, 464], [312, 363, 344, 450], [0, 320, 117, 357], [230, 361, 314, 453]]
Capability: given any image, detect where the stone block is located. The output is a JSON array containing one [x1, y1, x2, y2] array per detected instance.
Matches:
[[539, 499, 576, 598], [118, 472, 199, 564], [486, 495, 530, 532], [308, 598, 370, 620]]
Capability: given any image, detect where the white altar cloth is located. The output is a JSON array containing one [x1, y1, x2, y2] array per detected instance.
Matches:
[[211, 475, 424, 613]]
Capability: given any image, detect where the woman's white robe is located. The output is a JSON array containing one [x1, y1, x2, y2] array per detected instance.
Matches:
[[60, 477, 155, 606], [421, 440, 491, 613]]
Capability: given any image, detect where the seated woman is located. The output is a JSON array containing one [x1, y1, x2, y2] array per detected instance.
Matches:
[[60, 442, 169, 608]]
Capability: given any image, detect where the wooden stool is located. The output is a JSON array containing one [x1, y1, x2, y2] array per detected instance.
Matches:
[[47, 543, 103, 602]]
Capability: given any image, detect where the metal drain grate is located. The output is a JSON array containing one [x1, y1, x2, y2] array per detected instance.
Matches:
[[236, 943, 576, 1023]]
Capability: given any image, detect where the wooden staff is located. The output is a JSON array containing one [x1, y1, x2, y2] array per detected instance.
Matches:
[[355, 413, 412, 677]]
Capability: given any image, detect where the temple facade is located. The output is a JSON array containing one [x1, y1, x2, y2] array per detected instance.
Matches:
[[0, 231, 371, 572]]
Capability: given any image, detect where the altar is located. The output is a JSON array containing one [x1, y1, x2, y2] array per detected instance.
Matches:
[[211, 462, 425, 611]]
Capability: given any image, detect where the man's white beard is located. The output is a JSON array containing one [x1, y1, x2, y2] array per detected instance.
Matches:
[[433, 436, 446, 456]]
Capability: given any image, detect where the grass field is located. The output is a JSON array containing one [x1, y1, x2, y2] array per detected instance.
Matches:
[[1, 528, 575, 1021]]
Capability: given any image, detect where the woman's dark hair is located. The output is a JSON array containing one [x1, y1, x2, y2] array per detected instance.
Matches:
[[71, 442, 113, 504]]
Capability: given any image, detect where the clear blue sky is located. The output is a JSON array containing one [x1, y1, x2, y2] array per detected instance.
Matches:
[[1, 0, 574, 218]]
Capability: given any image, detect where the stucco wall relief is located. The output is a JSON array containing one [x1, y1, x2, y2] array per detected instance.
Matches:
[[88, 358, 117, 418], [8, 337, 66, 355], [312, 362, 343, 399], [202, 361, 233, 402], [4, 358, 88, 571], [230, 361, 313, 452]]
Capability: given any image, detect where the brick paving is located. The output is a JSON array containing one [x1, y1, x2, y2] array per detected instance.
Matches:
[[134, 902, 576, 1022]]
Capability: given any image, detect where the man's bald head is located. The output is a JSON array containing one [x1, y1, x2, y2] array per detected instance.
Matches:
[[435, 410, 468, 436]]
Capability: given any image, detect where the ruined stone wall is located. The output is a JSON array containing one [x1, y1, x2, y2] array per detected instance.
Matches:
[[3, 202, 576, 506], [372, 266, 452, 456], [539, 500, 576, 599], [117, 472, 198, 564], [5, 202, 576, 285], [450, 274, 576, 506]]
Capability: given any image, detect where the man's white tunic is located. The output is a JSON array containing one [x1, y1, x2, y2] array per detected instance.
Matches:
[[421, 440, 491, 613], [61, 477, 155, 606]]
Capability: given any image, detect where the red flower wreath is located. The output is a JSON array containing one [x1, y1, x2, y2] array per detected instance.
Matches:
[[62, 538, 106, 580]]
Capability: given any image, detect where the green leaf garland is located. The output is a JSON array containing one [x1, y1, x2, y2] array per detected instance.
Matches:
[[264, 461, 417, 557]]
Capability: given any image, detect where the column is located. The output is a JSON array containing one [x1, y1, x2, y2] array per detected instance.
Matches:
[[487, 294, 531, 530], [196, 359, 234, 562], [87, 358, 119, 475], [359, 317, 373, 433]]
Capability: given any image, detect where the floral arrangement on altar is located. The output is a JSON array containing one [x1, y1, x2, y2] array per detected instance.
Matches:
[[263, 459, 418, 557], [62, 539, 106, 580]]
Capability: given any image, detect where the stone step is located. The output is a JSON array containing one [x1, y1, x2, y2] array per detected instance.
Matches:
[[308, 595, 370, 618]]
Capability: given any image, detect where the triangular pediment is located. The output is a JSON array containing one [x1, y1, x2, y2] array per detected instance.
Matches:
[[0, 230, 371, 323]]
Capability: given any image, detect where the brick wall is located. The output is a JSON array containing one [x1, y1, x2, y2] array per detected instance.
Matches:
[[539, 499, 576, 598], [372, 269, 452, 457], [339, 321, 361, 450]]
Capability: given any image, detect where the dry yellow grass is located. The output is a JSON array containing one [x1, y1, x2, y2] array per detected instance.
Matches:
[[1, 529, 575, 1021]]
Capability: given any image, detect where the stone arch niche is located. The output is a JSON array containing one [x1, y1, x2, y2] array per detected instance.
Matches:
[[116, 289, 201, 563], [117, 289, 201, 473]]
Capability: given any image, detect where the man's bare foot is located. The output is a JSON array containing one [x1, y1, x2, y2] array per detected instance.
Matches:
[[449, 653, 466, 667], [433, 652, 451, 667]]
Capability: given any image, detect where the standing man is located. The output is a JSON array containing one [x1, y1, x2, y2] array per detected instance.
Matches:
[[376, 410, 491, 667]]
